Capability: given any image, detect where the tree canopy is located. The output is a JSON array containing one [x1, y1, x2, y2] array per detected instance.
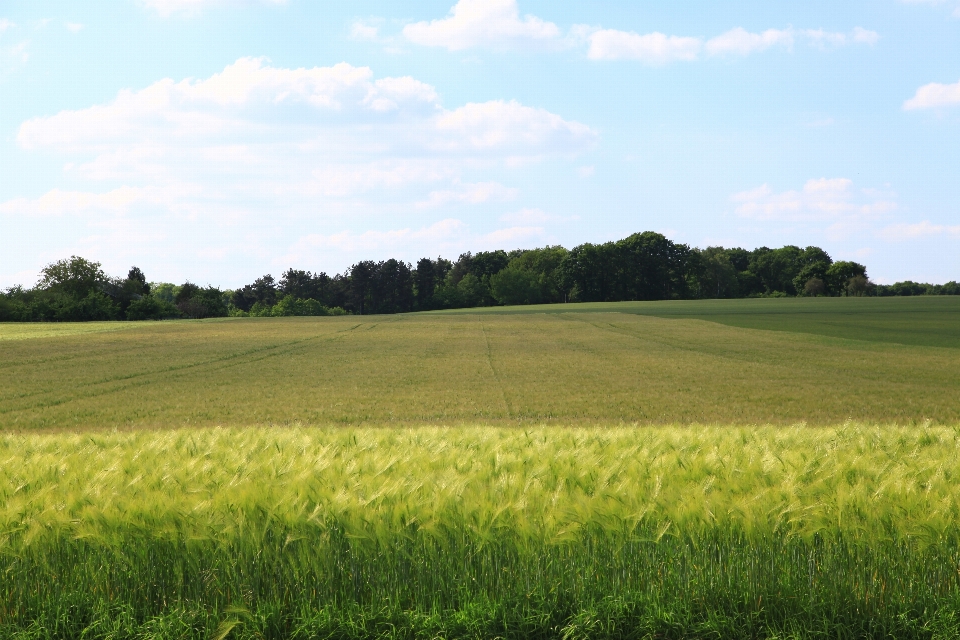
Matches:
[[1, 233, 956, 322]]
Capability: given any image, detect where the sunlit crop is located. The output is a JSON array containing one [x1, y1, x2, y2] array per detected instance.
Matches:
[[3, 425, 960, 638]]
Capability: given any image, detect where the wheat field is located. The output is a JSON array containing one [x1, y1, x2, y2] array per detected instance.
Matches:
[[2, 299, 960, 638], [2, 299, 960, 430]]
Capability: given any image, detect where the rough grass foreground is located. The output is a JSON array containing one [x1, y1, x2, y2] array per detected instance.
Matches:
[[3, 425, 960, 639]]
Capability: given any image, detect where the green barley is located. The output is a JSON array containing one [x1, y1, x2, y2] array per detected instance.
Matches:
[[2, 425, 960, 638]]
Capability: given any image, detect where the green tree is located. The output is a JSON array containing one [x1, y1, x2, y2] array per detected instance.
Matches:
[[490, 267, 543, 305], [826, 261, 867, 296], [695, 247, 738, 299], [37, 256, 108, 299]]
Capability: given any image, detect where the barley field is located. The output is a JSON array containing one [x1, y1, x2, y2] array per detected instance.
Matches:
[[2, 298, 960, 638], [3, 426, 960, 639]]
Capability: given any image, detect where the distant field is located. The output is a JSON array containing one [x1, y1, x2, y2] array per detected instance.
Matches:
[[426, 295, 960, 349], [1, 297, 958, 429]]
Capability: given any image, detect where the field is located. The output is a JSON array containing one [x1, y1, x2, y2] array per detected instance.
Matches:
[[2, 297, 960, 639], [3, 297, 960, 430]]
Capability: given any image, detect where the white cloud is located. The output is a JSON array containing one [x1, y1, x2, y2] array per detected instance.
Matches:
[[577, 165, 594, 178], [706, 28, 793, 56], [140, 0, 287, 18], [0, 19, 14, 33], [903, 79, 960, 109], [706, 27, 876, 56], [5, 59, 594, 279], [350, 21, 379, 42], [877, 221, 960, 240], [732, 178, 897, 241], [579, 25, 875, 63], [584, 29, 701, 63], [403, 0, 560, 51], [733, 178, 896, 221], [66, 23, 84, 33], [432, 99, 595, 154]]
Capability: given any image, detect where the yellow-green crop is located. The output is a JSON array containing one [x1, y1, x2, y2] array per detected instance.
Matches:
[[3, 425, 960, 638]]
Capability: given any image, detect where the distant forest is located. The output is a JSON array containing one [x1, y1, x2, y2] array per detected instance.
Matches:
[[2, 231, 958, 322]]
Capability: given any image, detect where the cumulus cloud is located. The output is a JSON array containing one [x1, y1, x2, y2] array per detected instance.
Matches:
[[66, 23, 84, 33], [139, 0, 287, 18], [903, 79, 960, 109], [732, 178, 897, 241], [17, 58, 592, 162], [398, 2, 877, 62], [4, 58, 595, 279], [403, 0, 560, 51]]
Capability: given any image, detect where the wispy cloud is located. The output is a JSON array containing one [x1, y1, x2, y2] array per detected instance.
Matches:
[[139, 0, 287, 18], [283, 218, 550, 266], [350, 21, 379, 42], [877, 221, 960, 240], [416, 182, 518, 209], [732, 178, 897, 241], [705, 28, 794, 56]]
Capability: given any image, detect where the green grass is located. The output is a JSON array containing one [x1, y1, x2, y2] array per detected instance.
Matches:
[[2, 297, 959, 429], [425, 295, 960, 349], [2, 297, 960, 638], [3, 425, 960, 639]]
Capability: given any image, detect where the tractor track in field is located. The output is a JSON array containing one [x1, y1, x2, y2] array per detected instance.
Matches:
[[478, 315, 512, 420]]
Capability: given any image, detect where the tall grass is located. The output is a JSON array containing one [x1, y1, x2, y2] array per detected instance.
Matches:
[[3, 425, 960, 638]]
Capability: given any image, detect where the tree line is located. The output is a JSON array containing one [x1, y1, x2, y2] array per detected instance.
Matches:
[[2, 231, 957, 322]]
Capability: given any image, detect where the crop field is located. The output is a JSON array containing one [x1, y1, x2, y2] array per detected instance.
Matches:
[[2, 297, 960, 639], [2, 297, 960, 430]]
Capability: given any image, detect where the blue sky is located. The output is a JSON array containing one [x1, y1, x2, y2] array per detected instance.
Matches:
[[1, 0, 958, 288]]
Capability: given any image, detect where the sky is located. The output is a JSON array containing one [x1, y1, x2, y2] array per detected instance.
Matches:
[[0, 0, 958, 288]]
